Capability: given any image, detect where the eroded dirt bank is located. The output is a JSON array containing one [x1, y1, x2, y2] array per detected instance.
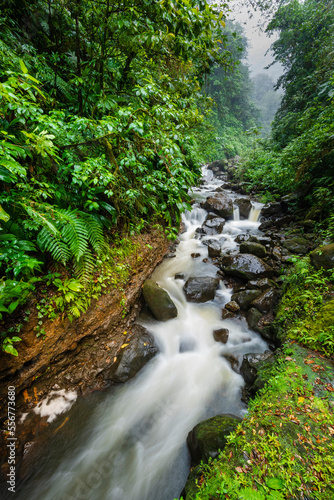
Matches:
[[0, 228, 170, 455]]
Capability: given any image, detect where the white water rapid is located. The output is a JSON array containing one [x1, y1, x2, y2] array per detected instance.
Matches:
[[15, 169, 268, 500]]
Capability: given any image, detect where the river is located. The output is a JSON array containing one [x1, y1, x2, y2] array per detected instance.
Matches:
[[13, 167, 268, 500]]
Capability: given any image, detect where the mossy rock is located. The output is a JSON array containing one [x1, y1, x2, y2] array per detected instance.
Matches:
[[240, 241, 267, 258], [310, 243, 334, 270], [187, 414, 242, 466], [142, 279, 178, 321], [181, 465, 203, 500]]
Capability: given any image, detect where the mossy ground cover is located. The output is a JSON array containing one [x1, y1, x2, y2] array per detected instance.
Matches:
[[183, 344, 334, 499]]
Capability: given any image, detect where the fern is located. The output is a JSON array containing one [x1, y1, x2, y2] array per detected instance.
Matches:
[[21, 201, 105, 280]]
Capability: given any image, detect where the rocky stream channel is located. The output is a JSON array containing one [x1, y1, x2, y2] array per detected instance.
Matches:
[[1, 161, 324, 500]]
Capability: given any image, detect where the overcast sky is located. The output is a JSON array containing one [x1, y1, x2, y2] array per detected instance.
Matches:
[[229, 4, 283, 81]]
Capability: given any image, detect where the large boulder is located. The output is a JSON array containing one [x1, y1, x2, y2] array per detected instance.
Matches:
[[183, 277, 219, 303], [283, 236, 309, 255], [246, 307, 263, 331], [207, 160, 226, 172], [187, 414, 242, 466], [310, 243, 334, 270], [234, 198, 252, 218], [250, 288, 278, 314], [202, 217, 225, 235], [261, 202, 283, 218], [220, 254, 274, 281], [143, 279, 178, 321], [231, 289, 262, 310], [213, 328, 229, 343], [201, 194, 233, 219], [113, 325, 158, 383], [240, 241, 266, 258]]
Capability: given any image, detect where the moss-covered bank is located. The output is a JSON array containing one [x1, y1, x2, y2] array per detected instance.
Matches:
[[182, 343, 334, 499]]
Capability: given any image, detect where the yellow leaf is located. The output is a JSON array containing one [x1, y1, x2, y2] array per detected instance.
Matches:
[[121, 343, 129, 349], [298, 397, 305, 404], [113, 357, 117, 362], [123, 331, 127, 335]]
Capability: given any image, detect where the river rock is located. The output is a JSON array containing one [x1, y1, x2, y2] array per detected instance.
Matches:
[[246, 307, 262, 330], [187, 414, 242, 466], [246, 278, 274, 291], [250, 288, 278, 314], [143, 279, 178, 321], [202, 217, 225, 235], [234, 198, 252, 218], [222, 308, 236, 319], [240, 351, 273, 386], [240, 241, 266, 258], [225, 300, 240, 312], [231, 289, 262, 309], [310, 243, 334, 270], [183, 277, 219, 303], [220, 254, 274, 281], [283, 236, 309, 255], [113, 325, 158, 383], [213, 328, 229, 343], [261, 202, 283, 218], [207, 160, 226, 172], [201, 194, 233, 219], [208, 241, 221, 258]]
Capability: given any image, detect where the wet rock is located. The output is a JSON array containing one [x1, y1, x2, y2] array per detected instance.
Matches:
[[225, 300, 240, 312], [213, 328, 229, 344], [261, 202, 283, 218], [208, 241, 221, 258], [204, 212, 220, 223], [283, 236, 309, 255], [250, 288, 278, 314], [231, 289, 262, 309], [220, 254, 274, 281], [310, 243, 334, 270], [222, 354, 240, 373], [187, 414, 242, 466], [174, 273, 185, 280], [201, 194, 233, 219], [246, 278, 274, 291], [202, 217, 225, 235], [207, 160, 226, 172], [234, 198, 252, 218], [246, 307, 263, 331], [240, 351, 273, 386], [112, 325, 158, 383], [143, 279, 178, 321], [240, 241, 266, 258], [191, 253, 201, 259], [271, 246, 282, 261], [183, 277, 219, 303], [222, 309, 236, 319]]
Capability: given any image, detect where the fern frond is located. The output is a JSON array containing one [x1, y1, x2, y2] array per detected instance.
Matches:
[[73, 249, 95, 282], [58, 209, 89, 262], [81, 213, 105, 254], [37, 227, 71, 264]]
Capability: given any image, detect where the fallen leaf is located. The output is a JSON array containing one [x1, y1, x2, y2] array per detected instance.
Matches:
[[121, 343, 129, 348], [304, 360, 314, 364], [298, 397, 305, 404]]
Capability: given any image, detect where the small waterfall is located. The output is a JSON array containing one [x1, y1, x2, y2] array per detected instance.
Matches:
[[249, 205, 261, 222], [233, 205, 240, 221]]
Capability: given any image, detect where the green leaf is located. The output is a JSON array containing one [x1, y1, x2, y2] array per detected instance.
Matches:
[[3, 344, 19, 356], [19, 59, 28, 74], [266, 477, 284, 490], [8, 300, 19, 314], [0, 205, 10, 222]]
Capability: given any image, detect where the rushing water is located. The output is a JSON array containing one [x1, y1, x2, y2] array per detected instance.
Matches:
[[13, 168, 268, 500]]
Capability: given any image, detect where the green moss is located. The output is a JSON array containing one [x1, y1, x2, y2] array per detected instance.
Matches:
[[183, 345, 334, 500]]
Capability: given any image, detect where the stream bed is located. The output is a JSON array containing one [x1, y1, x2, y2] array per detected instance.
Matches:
[[13, 167, 269, 500]]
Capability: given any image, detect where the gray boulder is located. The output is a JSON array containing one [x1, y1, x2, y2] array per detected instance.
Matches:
[[208, 241, 221, 258], [113, 325, 158, 383], [143, 279, 178, 321], [250, 288, 278, 314], [202, 217, 225, 235], [220, 254, 274, 281], [246, 307, 263, 331], [283, 236, 309, 255], [234, 198, 252, 218], [183, 277, 219, 303], [201, 194, 233, 219], [240, 351, 272, 386], [231, 289, 262, 310]]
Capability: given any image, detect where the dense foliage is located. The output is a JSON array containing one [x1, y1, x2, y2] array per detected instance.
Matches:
[[0, 0, 233, 352], [238, 0, 334, 220], [201, 20, 261, 160]]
